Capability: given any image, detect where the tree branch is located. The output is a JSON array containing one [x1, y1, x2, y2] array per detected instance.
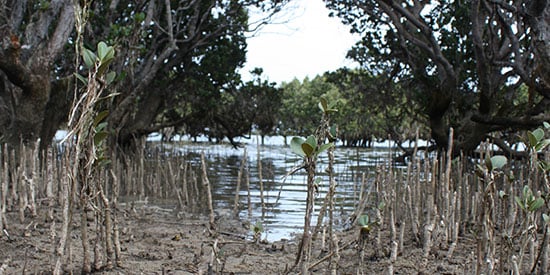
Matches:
[[486, 135, 529, 160], [0, 46, 38, 93], [471, 113, 550, 128], [46, 3, 75, 62], [378, 0, 457, 85]]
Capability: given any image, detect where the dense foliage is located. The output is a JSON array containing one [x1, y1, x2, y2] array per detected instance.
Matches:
[[1, 0, 549, 156], [275, 69, 429, 147], [0, 0, 289, 151], [325, 0, 550, 155]]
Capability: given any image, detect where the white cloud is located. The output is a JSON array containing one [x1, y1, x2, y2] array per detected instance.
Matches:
[[240, 0, 360, 84]]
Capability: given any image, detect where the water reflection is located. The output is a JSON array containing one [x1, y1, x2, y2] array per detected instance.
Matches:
[[148, 135, 403, 241]]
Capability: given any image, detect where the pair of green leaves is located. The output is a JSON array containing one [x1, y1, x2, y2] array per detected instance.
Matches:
[[526, 122, 550, 172], [475, 155, 508, 179], [290, 135, 333, 159], [357, 203, 385, 228], [79, 41, 116, 85], [83, 42, 115, 69], [515, 185, 545, 212], [250, 220, 264, 234], [318, 97, 338, 115], [358, 214, 370, 228], [527, 122, 550, 152], [358, 214, 377, 234], [250, 220, 263, 242]]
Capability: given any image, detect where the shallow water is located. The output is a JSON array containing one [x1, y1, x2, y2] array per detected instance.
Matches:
[[147, 134, 411, 241]]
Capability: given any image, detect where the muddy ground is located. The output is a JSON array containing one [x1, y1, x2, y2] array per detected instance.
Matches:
[[1, 202, 475, 274]]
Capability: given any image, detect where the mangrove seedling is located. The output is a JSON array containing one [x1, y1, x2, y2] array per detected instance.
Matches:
[[515, 185, 545, 213], [290, 135, 333, 160], [358, 214, 374, 237], [250, 220, 264, 243], [288, 97, 336, 274]]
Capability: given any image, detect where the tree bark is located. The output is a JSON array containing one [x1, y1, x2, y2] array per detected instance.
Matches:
[[0, 1, 75, 148], [526, 0, 550, 94]]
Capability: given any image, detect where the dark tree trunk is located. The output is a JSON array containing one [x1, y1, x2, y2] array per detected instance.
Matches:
[[39, 78, 74, 150], [526, 0, 550, 95], [0, 1, 75, 149], [0, 73, 72, 151], [424, 81, 453, 149], [111, 87, 164, 151]]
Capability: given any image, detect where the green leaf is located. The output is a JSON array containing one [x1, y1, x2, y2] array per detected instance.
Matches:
[[523, 185, 531, 198], [544, 122, 550, 129], [475, 164, 485, 178], [96, 156, 111, 167], [97, 59, 114, 76], [75, 73, 88, 84], [301, 142, 314, 158], [358, 215, 369, 227], [104, 46, 115, 61], [317, 143, 334, 156], [96, 42, 115, 75], [301, 135, 317, 157], [116, 71, 127, 82], [38, 0, 50, 10], [97, 41, 115, 62], [498, 190, 506, 198], [543, 213, 550, 223], [290, 137, 305, 157], [535, 139, 550, 152], [329, 125, 337, 141], [538, 160, 550, 172], [134, 12, 145, 23], [528, 129, 545, 147], [94, 131, 108, 146], [528, 132, 538, 148], [97, 41, 108, 61], [105, 71, 116, 85], [93, 110, 109, 128], [532, 128, 545, 141], [95, 121, 108, 133], [319, 97, 328, 113], [82, 48, 97, 69], [529, 197, 545, 212], [253, 220, 263, 233], [305, 135, 317, 149], [490, 155, 507, 170], [515, 196, 526, 210]]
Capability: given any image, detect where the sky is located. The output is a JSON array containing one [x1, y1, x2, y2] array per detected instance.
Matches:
[[239, 0, 361, 84]]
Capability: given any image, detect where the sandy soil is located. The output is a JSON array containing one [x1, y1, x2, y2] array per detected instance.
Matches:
[[0, 202, 475, 274]]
